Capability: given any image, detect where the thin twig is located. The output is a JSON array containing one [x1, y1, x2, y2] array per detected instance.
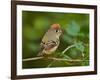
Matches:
[[47, 57, 89, 62], [47, 60, 55, 68], [62, 44, 76, 54], [46, 49, 73, 67], [61, 54, 72, 59], [22, 57, 43, 61]]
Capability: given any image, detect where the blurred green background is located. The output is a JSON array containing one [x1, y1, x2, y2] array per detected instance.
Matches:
[[22, 11, 89, 69]]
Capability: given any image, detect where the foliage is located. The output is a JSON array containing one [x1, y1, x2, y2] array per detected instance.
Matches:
[[22, 11, 89, 68]]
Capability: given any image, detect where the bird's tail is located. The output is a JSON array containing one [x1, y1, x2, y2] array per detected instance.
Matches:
[[37, 51, 43, 56]]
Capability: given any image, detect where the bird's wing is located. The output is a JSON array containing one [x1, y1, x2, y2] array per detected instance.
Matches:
[[37, 41, 45, 56], [44, 41, 57, 51], [37, 41, 57, 56]]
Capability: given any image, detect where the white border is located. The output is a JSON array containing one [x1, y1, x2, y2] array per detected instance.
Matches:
[[17, 5, 94, 75]]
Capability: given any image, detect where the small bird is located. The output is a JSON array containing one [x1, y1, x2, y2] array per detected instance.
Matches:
[[38, 23, 62, 56]]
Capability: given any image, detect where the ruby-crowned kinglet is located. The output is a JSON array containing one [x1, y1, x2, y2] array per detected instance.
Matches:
[[38, 23, 62, 56]]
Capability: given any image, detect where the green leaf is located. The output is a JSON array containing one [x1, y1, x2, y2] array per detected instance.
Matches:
[[66, 21, 80, 36], [62, 35, 73, 43], [75, 42, 84, 52]]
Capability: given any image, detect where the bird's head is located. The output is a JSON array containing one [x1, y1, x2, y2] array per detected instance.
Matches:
[[49, 23, 62, 37]]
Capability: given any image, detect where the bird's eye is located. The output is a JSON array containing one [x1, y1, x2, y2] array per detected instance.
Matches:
[[55, 30, 58, 33]]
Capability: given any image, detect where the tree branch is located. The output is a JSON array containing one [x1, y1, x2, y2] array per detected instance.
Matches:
[[23, 56, 89, 62], [22, 56, 43, 61]]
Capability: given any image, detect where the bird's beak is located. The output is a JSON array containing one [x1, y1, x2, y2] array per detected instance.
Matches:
[[61, 28, 64, 35]]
